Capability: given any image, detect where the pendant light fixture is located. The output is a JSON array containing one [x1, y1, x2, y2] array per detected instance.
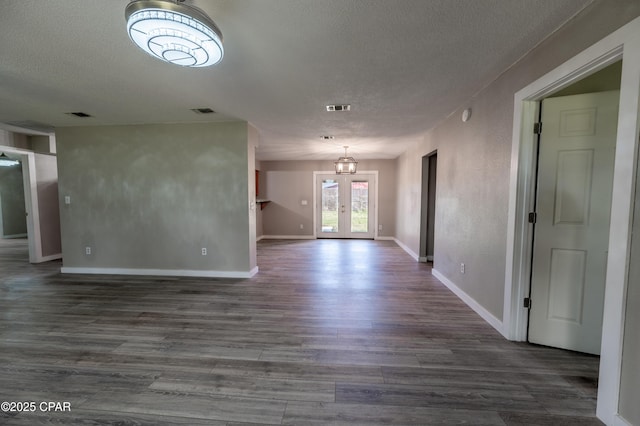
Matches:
[[0, 153, 19, 167], [334, 146, 358, 175], [125, 0, 224, 67]]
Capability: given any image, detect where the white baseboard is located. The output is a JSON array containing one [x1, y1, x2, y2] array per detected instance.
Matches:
[[260, 235, 315, 240], [375, 236, 394, 241], [61, 266, 258, 279], [614, 414, 632, 426], [432, 268, 504, 335], [35, 253, 62, 263], [257, 235, 265, 241], [393, 238, 419, 261]]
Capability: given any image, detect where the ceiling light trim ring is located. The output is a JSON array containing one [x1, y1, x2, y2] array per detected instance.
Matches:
[[125, 0, 224, 68]]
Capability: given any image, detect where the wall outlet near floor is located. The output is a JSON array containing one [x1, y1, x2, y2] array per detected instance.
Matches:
[[85, 246, 91, 255], [299, 224, 304, 229], [201, 248, 207, 256], [460, 263, 465, 274], [378, 224, 383, 231]]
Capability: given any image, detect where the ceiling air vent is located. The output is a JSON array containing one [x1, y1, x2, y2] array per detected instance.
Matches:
[[191, 108, 216, 114], [65, 112, 92, 118], [321, 136, 334, 140], [326, 104, 351, 112]]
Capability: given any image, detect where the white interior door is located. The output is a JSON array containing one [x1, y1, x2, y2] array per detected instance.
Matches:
[[316, 173, 375, 239], [528, 90, 619, 355]]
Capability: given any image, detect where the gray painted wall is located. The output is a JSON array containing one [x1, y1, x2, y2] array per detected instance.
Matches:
[[56, 122, 253, 273], [35, 153, 61, 256], [260, 160, 396, 237], [619, 164, 640, 425], [0, 162, 27, 237], [394, 0, 640, 320]]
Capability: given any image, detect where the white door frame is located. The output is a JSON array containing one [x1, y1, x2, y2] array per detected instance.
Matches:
[[0, 145, 43, 263], [312, 170, 379, 239], [503, 16, 640, 425]]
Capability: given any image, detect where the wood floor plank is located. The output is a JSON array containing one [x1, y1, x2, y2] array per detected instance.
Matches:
[[150, 370, 335, 402], [282, 401, 507, 425], [0, 238, 603, 425]]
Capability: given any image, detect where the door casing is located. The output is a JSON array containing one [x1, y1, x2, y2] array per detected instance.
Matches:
[[503, 16, 640, 425]]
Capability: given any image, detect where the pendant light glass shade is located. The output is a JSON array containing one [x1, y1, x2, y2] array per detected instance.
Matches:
[[334, 146, 358, 174], [125, 0, 224, 67]]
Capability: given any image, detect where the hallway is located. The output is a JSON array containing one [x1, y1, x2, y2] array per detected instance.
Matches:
[[0, 238, 601, 424]]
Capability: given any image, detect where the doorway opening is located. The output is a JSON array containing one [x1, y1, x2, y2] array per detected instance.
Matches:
[[419, 151, 437, 263], [527, 61, 621, 356], [0, 156, 28, 240], [314, 172, 377, 239], [503, 17, 640, 422]]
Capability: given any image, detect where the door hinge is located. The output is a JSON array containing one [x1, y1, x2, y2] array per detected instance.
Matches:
[[528, 212, 537, 224], [534, 122, 542, 134], [523, 297, 532, 309]]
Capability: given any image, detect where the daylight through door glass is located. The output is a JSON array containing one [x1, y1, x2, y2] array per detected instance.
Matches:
[[351, 181, 368, 233], [321, 179, 339, 233]]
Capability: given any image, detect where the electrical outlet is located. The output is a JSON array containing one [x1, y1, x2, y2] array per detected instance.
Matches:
[[378, 224, 383, 231], [85, 246, 91, 255], [460, 263, 465, 274], [201, 248, 207, 256], [64, 195, 71, 205], [300, 224, 304, 229]]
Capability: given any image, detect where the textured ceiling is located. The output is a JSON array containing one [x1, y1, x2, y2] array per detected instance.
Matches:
[[0, 0, 593, 160]]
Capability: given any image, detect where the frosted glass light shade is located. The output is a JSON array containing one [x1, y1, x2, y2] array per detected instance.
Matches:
[[125, 0, 224, 67]]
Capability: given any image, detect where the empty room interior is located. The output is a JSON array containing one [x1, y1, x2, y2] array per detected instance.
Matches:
[[1, 1, 640, 425]]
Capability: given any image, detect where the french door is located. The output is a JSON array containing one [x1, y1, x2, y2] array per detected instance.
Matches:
[[316, 173, 375, 239]]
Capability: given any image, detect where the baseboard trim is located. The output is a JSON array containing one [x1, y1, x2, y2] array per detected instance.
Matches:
[[432, 268, 505, 336], [393, 238, 419, 261], [61, 267, 258, 279], [419, 256, 428, 262], [375, 236, 394, 241], [614, 414, 632, 426], [260, 235, 316, 240], [256, 235, 265, 241]]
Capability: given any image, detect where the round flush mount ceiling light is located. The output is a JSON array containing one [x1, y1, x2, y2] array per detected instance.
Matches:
[[125, 0, 224, 67]]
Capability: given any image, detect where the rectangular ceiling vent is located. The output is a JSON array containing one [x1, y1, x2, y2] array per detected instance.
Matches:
[[191, 108, 216, 114], [326, 104, 351, 112], [65, 112, 92, 118], [321, 135, 334, 140]]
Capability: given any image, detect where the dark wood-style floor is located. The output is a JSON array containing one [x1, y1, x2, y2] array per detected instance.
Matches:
[[0, 238, 602, 425]]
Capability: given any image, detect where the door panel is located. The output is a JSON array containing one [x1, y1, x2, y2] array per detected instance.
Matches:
[[316, 174, 375, 239], [528, 90, 618, 355]]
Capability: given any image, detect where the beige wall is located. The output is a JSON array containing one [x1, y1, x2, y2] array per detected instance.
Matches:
[[260, 159, 397, 237], [56, 122, 253, 274], [0, 162, 27, 237], [34, 153, 61, 257], [394, 0, 640, 320]]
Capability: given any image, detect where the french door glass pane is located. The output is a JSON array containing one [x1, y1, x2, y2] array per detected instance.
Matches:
[[321, 179, 339, 233], [351, 181, 368, 233]]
